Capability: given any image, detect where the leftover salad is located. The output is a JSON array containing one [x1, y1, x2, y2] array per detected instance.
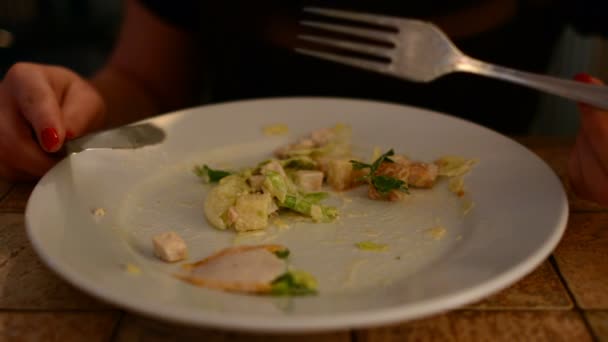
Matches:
[[194, 124, 477, 233]]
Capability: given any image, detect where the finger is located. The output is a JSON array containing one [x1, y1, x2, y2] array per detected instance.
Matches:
[[3, 63, 65, 152], [572, 132, 608, 205], [0, 87, 56, 175], [61, 79, 106, 138], [578, 103, 608, 171], [573, 73, 608, 181]]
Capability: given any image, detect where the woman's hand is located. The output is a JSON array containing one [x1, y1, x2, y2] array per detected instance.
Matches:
[[568, 73, 608, 206], [0, 62, 105, 180]]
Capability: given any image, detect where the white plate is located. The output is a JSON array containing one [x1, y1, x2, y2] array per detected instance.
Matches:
[[26, 98, 568, 332]]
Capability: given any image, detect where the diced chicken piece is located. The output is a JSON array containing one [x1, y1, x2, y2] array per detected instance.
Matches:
[[327, 159, 359, 191], [152, 231, 187, 262], [248, 175, 266, 190], [315, 157, 332, 174], [367, 185, 405, 202], [233, 192, 273, 232], [310, 128, 334, 146], [407, 162, 438, 188], [177, 245, 288, 293], [261, 160, 286, 177], [224, 206, 239, 226], [294, 170, 324, 191]]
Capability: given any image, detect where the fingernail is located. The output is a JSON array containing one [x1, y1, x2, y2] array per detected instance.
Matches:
[[574, 72, 594, 84], [573, 73, 596, 110], [41, 128, 59, 150], [66, 130, 74, 140]]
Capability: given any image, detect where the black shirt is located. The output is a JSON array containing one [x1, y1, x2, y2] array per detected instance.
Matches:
[[139, 0, 608, 134]]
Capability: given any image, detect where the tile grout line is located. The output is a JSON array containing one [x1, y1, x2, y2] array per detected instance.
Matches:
[[109, 310, 126, 342], [350, 329, 359, 342], [549, 256, 598, 340], [0, 184, 14, 203]]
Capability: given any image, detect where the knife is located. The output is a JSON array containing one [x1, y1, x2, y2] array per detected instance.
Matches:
[[61, 123, 166, 155]]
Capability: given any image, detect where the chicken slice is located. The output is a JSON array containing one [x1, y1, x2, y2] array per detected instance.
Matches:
[[176, 245, 288, 293]]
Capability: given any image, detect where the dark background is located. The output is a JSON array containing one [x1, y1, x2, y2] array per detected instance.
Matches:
[[0, 0, 606, 135], [0, 0, 121, 76]]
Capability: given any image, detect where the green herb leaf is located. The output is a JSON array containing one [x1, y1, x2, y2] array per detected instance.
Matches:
[[270, 271, 318, 296], [351, 149, 409, 197], [372, 175, 409, 195], [193, 165, 231, 183], [350, 149, 395, 175], [350, 160, 371, 170], [370, 149, 395, 173], [273, 249, 290, 259]]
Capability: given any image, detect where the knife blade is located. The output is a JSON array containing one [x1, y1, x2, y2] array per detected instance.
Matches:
[[62, 123, 166, 155]]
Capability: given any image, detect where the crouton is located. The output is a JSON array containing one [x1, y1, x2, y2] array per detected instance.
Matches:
[[293, 170, 324, 191], [232, 192, 273, 231], [327, 159, 358, 191]]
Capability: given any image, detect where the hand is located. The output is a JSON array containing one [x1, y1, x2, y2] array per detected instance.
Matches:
[[568, 73, 608, 206], [0, 62, 106, 181]]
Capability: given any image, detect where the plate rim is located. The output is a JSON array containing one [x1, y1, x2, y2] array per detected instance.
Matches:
[[25, 96, 569, 332]]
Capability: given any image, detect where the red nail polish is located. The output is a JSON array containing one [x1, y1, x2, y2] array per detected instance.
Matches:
[[41, 128, 59, 150], [574, 72, 594, 84], [66, 130, 74, 140]]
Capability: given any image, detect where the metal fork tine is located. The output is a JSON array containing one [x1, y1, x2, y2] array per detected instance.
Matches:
[[303, 7, 400, 29], [298, 34, 393, 59], [295, 48, 391, 75], [300, 21, 395, 45]]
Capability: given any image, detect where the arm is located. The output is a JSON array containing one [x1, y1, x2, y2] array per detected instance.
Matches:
[[568, 73, 608, 206], [92, 0, 201, 127], [0, 0, 201, 180]]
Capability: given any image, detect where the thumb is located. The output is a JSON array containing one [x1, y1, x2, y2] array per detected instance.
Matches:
[[4, 63, 65, 152]]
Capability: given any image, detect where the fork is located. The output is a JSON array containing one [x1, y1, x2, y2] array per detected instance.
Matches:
[[297, 7, 608, 110]]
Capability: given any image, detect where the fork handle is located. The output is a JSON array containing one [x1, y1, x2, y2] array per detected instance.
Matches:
[[455, 57, 608, 110]]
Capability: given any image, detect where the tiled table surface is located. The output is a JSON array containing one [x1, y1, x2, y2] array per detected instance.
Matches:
[[1, 137, 607, 341]]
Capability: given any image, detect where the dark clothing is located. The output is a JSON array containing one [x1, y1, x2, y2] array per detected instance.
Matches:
[[140, 0, 608, 134]]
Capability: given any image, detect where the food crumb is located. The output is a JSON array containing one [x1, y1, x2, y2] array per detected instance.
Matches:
[[124, 263, 141, 275], [262, 123, 289, 136], [462, 198, 475, 216], [426, 226, 447, 240], [356, 241, 388, 252], [342, 259, 367, 288], [272, 218, 290, 230], [92, 208, 105, 217], [364, 229, 380, 237]]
